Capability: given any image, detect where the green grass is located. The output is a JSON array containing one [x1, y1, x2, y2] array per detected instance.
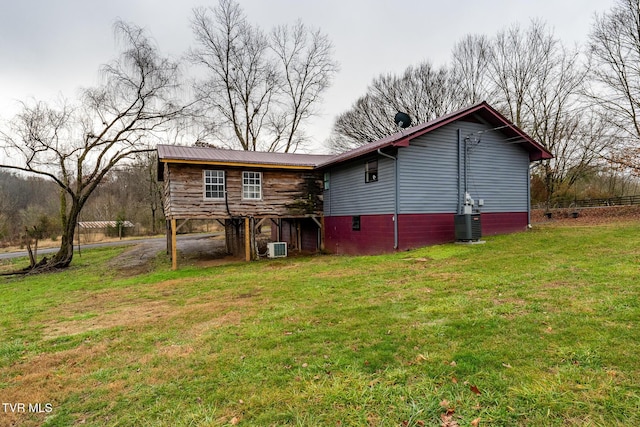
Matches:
[[1, 222, 640, 426]]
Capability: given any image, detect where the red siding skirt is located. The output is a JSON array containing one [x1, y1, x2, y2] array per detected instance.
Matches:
[[324, 212, 528, 255]]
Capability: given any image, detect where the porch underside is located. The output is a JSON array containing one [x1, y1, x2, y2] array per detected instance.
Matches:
[[166, 215, 324, 270]]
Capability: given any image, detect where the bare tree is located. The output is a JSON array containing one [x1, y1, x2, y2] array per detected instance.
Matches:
[[329, 62, 462, 151], [0, 21, 184, 270], [20, 206, 52, 269], [589, 0, 640, 172], [489, 21, 613, 206], [269, 21, 339, 152], [450, 34, 493, 105], [328, 94, 394, 153], [128, 152, 165, 234], [189, 0, 337, 152], [488, 21, 559, 129], [328, 20, 614, 206], [189, 1, 275, 151]]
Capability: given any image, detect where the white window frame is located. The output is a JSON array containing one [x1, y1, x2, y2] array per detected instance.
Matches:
[[242, 171, 262, 200], [365, 159, 378, 183], [204, 170, 225, 200]]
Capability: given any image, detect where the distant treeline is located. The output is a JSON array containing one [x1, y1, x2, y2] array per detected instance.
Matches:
[[0, 154, 164, 246]]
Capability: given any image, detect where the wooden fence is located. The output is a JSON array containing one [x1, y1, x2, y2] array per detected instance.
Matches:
[[534, 195, 640, 209]]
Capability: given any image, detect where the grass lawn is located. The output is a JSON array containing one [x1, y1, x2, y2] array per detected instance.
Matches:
[[1, 221, 639, 426]]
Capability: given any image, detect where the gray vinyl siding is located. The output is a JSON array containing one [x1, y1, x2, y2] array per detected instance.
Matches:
[[323, 155, 395, 216], [397, 121, 530, 214], [397, 126, 460, 213], [465, 123, 530, 212], [325, 120, 531, 217]]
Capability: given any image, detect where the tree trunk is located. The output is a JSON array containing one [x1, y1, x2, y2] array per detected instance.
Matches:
[[47, 200, 82, 269], [151, 206, 157, 235], [33, 239, 39, 266], [26, 238, 36, 269], [543, 161, 555, 211]]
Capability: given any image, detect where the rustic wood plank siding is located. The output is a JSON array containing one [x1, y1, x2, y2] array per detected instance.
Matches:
[[163, 162, 172, 218], [163, 163, 323, 219]]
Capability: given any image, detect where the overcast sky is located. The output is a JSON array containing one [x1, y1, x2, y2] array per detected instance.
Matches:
[[0, 0, 617, 153]]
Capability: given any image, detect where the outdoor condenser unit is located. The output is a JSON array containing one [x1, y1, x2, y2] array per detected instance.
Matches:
[[454, 214, 482, 241], [267, 242, 288, 258]]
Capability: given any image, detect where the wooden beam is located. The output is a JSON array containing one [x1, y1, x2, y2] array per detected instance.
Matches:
[[320, 216, 325, 251], [175, 218, 191, 233], [171, 218, 178, 270], [309, 215, 322, 228], [244, 217, 251, 261], [255, 217, 268, 229]]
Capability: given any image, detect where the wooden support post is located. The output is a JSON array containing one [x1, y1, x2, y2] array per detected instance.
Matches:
[[244, 217, 251, 261], [278, 218, 282, 242], [166, 220, 171, 255], [171, 218, 177, 270], [224, 219, 231, 254], [320, 216, 325, 251]]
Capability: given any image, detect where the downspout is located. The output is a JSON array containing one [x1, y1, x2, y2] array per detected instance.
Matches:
[[464, 130, 469, 206], [457, 129, 463, 214], [378, 148, 399, 249], [527, 163, 532, 227]]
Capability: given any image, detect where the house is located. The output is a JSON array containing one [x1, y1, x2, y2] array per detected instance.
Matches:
[[158, 101, 552, 267], [157, 145, 333, 267], [318, 101, 552, 254]]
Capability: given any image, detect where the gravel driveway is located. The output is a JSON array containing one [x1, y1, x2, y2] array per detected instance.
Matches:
[[107, 233, 230, 275]]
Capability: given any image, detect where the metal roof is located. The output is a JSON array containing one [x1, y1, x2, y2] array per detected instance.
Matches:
[[78, 221, 135, 229], [316, 101, 553, 167], [157, 144, 335, 168], [156, 102, 552, 171]]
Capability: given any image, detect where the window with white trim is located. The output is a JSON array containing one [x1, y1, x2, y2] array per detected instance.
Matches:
[[204, 170, 225, 199], [242, 171, 262, 200], [365, 159, 378, 183]]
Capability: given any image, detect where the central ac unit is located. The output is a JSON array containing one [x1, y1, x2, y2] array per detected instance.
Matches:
[[267, 242, 287, 258], [454, 214, 482, 241]]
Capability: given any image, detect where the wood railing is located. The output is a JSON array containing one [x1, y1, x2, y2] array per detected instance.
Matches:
[[534, 194, 640, 209]]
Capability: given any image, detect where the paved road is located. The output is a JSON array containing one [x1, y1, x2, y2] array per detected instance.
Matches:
[[0, 233, 220, 261]]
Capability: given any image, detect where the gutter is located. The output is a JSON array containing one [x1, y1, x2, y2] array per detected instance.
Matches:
[[377, 148, 399, 249]]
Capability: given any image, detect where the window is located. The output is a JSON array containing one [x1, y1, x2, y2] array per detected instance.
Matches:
[[323, 172, 330, 190], [204, 170, 225, 199], [243, 171, 262, 200], [365, 159, 378, 183], [352, 216, 361, 231]]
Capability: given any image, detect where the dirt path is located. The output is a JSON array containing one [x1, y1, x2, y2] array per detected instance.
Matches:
[[107, 233, 232, 275]]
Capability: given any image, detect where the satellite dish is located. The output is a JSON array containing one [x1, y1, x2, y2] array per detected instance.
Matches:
[[394, 111, 412, 129]]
